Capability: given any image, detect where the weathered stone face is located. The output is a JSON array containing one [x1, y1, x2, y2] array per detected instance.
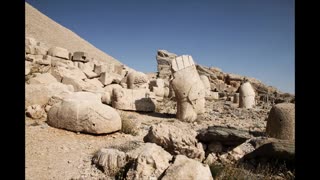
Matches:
[[126, 71, 149, 90], [239, 82, 256, 108], [47, 92, 121, 134], [161, 155, 213, 180], [266, 103, 295, 141], [126, 143, 172, 180], [143, 123, 205, 161], [170, 55, 206, 122]]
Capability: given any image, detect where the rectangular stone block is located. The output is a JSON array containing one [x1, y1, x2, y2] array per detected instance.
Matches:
[[112, 88, 155, 112]]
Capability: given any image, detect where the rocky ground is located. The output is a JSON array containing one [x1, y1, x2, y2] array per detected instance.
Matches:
[[26, 98, 285, 180]]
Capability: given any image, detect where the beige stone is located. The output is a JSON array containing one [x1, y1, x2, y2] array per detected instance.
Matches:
[[92, 148, 128, 176], [47, 92, 121, 134], [28, 73, 57, 84], [99, 72, 122, 86], [126, 143, 172, 180], [127, 71, 149, 89], [144, 123, 205, 161], [266, 103, 295, 141], [72, 51, 89, 62], [48, 47, 70, 60], [26, 104, 46, 119], [171, 55, 206, 122], [239, 82, 255, 108], [112, 88, 155, 112], [26, 83, 74, 107], [161, 155, 213, 180]]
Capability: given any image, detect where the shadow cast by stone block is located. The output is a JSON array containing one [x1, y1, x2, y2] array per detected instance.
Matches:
[[134, 98, 156, 112]]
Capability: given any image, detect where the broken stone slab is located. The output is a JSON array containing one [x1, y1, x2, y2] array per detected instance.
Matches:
[[266, 103, 295, 141], [112, 88, 155, 112], [26, 82, 74, 107], [243, 139, 294, 162], [47, 92, 121, 134], [25, 104, 46, 119], [82, 69, 99, 79], [156, 50, 177, 79], [35, 55, 51, 66], [82, 78, 105, 93], [94, 64, 109, 75], [126, 143, 172, 180], [99, 72, 122, 86], [127, 71, 149, 90], [72, 51, 90, 62], [61, 76, 86, 92], [92, 148, 128, 176], [161, 155, 213, 180], [220, 139, 256, 163], [144, 123, 205, 161], [197, 126, 252, 146], [50, 56, 74, 68], [27, 73, 58, 84], [171, 55, 206, 122], [48, 47, 70, 60], [239, 81, 256, 108], [50, 65, 87, 82]]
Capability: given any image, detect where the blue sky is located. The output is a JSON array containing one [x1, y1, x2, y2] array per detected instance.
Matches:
[[26, 0, 294, 94]]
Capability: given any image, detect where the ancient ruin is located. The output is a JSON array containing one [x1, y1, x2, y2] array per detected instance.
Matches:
[[25, 2, 295, 180]]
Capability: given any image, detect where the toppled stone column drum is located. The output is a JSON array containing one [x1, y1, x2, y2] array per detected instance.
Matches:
[[239, 82, 255, 108], [170, 55, 205, 122], [266, 103, 295, 141]]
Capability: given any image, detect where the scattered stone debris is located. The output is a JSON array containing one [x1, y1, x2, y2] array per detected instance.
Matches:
[[25, 8, 295, 179]]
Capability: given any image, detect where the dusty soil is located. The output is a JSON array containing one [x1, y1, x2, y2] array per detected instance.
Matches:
[[25, 99, 270, 180]]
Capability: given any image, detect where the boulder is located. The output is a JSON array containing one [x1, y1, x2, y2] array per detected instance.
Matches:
[[239, 82, 256, 108], [197, 126, 252, 146], [126, 143, 172, 180], [27, 73, 57, 84], [243, 139, 295, 162], [127, 71, 149, 89], [161, 155, 213, 180], [47, 47, 70, 60], [171, 55, 206, 122], [112, 88, 155, 112], [144, 123, 205, 161], [266, 103, 295, 141], [82, 69, 99, 79], [72, 51, 90, 62], [99, 72, 122, 86], [47, 92, 121, 134], [26, 83, 74, 107], [25, 104, 45, 119], [92, 148, 128, 176], [61, 76, 86, 92], [50, 65, 86, 82]]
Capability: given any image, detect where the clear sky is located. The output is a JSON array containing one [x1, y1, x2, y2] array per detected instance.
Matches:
[[26, 0, 294, 94]]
